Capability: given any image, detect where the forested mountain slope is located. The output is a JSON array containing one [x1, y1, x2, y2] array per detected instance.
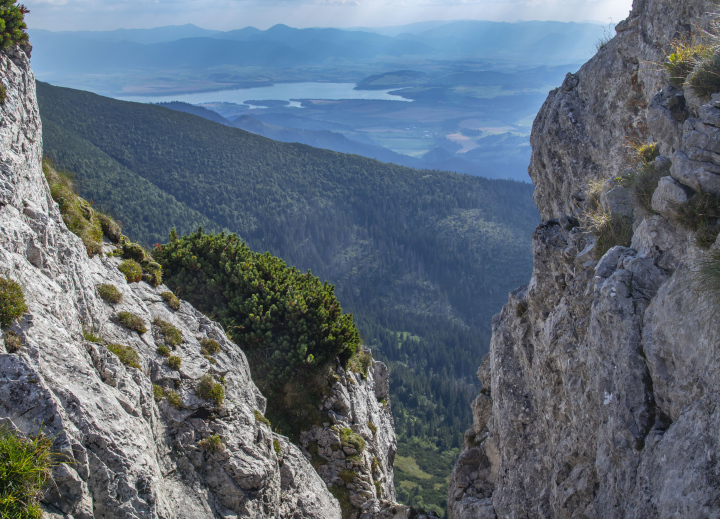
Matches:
[[37, 81, 539, 513]]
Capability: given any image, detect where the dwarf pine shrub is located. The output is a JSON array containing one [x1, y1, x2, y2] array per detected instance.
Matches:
[[0, 1, 29, 51]]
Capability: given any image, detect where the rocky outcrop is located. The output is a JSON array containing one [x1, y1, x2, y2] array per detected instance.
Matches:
[[1, 45, 344, 518], [449, 0, 720, 517]]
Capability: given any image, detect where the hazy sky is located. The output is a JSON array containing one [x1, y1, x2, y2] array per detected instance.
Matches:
[[27, 0, 634, 32]]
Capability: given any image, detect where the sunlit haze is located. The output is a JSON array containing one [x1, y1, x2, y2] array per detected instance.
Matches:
[[27, 0, 633, 31]]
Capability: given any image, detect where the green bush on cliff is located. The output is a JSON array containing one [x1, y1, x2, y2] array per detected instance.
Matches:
[[0, 278, 26, 327], [156, 228, 361, 434], [0, 1, 29, 51]]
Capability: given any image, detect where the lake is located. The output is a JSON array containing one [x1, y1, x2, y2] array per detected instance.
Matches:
[[117, 82, 409, 106]]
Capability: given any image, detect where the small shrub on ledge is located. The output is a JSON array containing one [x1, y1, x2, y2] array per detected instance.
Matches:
[[196, 374, 224, 405], [0, 277, 26, 327], [118, 260, 142, 283], [167, 355, 181, 371], [153, 318, 182, 347], [117, 311, 147, 334], [106, 343, 141, 370], [97, 283, 122, 305], [161, 291, 180, 310], [0, 1, 29, 51], [198, 434, 224, 453]]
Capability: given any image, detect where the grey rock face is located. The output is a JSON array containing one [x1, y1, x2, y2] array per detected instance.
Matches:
[[449, 0, 720, 517], [0, 46, 342, 518]]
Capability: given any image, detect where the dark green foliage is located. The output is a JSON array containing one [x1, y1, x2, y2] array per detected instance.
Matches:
[[339, 427, 366, 453], [156, 344, 170, 357], [120, 241, 146, 262], [676, 191, 720, 247], [167, 355, 181, 371], [156, 230, 361, 411], [347, 349, 372, 378], [118, 260, 142, 283], [339, 469, 357, 484], [153, 318, 182, 347], [253, 409, 270, 426], [195, 374, 224, 405], [3, 330, 21, 353], [117, 311, 146, 333], [0, 1, 29, 51], [198, 434, 223, 452], [0, 278, 25, 327], [200, 337, 221, 355], [97, 283, 122, 304], [106, 343, 141, 369], [0, 426, 55, 519], [161, 291, 180, 310]]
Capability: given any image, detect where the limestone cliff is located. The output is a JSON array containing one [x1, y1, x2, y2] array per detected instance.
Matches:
[[0, 44, 405, 518], [449, 0, 720, 517]]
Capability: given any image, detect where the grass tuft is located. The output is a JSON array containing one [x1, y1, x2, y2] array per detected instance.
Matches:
[[676, 191, 720, 247], [106, 343, 141, 369], [695, 249, 720, 308], [0, 278, 26, 328], [273, 439, 282, 456], [339, 427, 366, 453], [200, 337, 221, 355], [253, 409, 270, 426], [3, 331, 22, 353], [198, 434, 224, 453], [82, 328, 102, 343], [117, 311, 147, 334], [196, 374, 225, 406], [161, 291, 180, 310], [347, 349, 372, 378], [339, 469, 357, 484], [153, 318, 182, 347], [156, 344, 170, 357], [118, 260, 142, 283], [97, 283, 122, 304], [0, 426, 57, 519], [167, 355, 181, 371]]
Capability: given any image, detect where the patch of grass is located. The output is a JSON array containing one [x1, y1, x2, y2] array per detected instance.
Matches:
[[253, 409, 270, 426], [374, 480, 382, 498], [143, 261, 162, 288], [120, 240, 147, 262], [371, 456, 380, 474], [97, 283, 122, 304], [4, 331, 21, 353], [161, 291, 180, 310], [196, 374, 224, 405], [329, 485, 355, 519], [156, 344, 170, 357], [347, 349, 372, 378], [0, 84, 5, 105], [82, 328, 101, 343], [273, 439, 281, 456], [165, 389, 183, 408], [339, 469, 357, 484], [368, 422, 377, 438], [106, 343, 141, 369], [167, 355, 181, 371], [152, 384, 165, 401], [676, 191, 720, 247], [0, 278, 26, 327], [695, 249, 720, 307], [117, 311, 147, 334], [339, 427, 366, 453], [118, 259, 142, 283], [153, 318, 182, 347], [198, 434, 224, 453], [394, 455, 433, 480], [97, 212, 121, 243], [689, 49, 720, 99], [0, 426, 56, 519], [200, 337, 221, 355], [662, 39, 713, 87]]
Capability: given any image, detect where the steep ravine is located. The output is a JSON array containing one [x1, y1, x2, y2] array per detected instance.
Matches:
[[449, 0, 720, 517], [0, 45, 428, 518]]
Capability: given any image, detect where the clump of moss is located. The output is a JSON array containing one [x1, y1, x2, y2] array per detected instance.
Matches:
[[0, 278, 26, 327], [97, 283, 122, 305], [4, 331, 21, 353], [161, 291, 180, 311], [167, 355, 181, 371], [118, 260, 142, 283], [117, 311, 147, 334], [0, 425, 56, 519], [200, 337, 221, 355], [198, 434, 224, 453], [676, 191, 720, 247], [153, 318, 182, 347], [339, 427, 366, 453], [194, 374, 224, 405], [253, 409, 270, 426], [106, 343, 141, 369], [347, 349, 372, 378], [339, 469, 357, 484], [156, 344, 170, 357]]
